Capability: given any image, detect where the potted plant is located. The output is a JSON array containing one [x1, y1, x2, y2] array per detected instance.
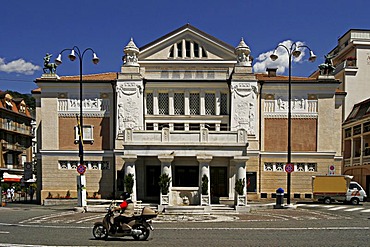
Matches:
[[235, 178, 246, 206], [201, 174, 210, 205], [158, 174, 171, 205], [124, 173, 134, 194]]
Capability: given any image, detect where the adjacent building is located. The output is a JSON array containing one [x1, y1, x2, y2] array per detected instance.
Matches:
[[0, 91, 34, 184], [34, 24, 344, 205]]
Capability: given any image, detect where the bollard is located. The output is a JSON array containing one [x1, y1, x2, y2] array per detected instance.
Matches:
[[274, 188, 285, 209]]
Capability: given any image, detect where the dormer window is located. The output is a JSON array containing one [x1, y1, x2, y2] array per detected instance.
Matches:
[[169, 40, 207, 59]]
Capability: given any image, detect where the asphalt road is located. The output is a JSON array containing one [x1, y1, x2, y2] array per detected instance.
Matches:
[[0, 202, 369, 247]]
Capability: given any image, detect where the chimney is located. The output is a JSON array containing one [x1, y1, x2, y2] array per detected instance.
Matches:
[[266, 68, 277, 77]]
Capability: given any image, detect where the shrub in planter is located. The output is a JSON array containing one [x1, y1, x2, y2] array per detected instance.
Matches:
[[235, 178, 245, 195], [124, 173, 134, 194], [201, 175, 209, 195], [158, 174, 171, 195]]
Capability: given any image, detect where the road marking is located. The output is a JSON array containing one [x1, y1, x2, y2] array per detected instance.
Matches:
[[361, 209, 370, 213], [156, 226, 370, 231], [328, 206, 348, 211], [75, 214, 105, 223], [0, 231, 9, 234], [322, 205, 336, 208], [19, 211, 77, 224], [344, 207, 363, 212]]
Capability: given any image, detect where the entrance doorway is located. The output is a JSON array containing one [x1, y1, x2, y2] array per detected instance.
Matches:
[[146, 166, 161, 198], [210, 167, 227, 204]]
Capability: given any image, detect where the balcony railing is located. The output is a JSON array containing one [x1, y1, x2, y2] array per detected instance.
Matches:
[[121, 128, 247, 145], [0, 122, 32, 135]]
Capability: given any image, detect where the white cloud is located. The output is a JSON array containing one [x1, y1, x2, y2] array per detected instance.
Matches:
[[253, 40, 307, 74], [0, 57, 41, 75]]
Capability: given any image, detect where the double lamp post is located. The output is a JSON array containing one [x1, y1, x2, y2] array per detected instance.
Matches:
[[55, 47, 99, 206], [270, 42, 316, 205]]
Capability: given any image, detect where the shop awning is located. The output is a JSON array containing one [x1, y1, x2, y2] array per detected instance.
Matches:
[[2, 172, 22, 183]]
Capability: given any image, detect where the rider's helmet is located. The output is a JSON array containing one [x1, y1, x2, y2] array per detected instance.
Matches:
[[121, 192, 130, 200]]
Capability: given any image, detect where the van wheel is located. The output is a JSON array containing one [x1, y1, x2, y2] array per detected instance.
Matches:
[[323, 197, 331, 204], [350, 198, 359, 205]]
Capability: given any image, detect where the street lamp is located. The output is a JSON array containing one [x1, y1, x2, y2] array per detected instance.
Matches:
[[55, 47, 99, 168], [270, 42, 316, 205], [55, 47, 99, 207]]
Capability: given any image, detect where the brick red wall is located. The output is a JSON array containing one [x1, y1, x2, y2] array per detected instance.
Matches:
[[59, 117, 110, 150], [264, 118, 317, 151]]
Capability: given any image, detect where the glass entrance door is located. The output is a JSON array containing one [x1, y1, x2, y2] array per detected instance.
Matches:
[[210, 167, 227, 204]]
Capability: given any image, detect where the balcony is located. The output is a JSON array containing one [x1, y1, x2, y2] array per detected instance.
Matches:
[[122, 128, 247, 145], [334, 59, 358, 76], [0, 122, 32, 136], [1, 141, 26, 152]]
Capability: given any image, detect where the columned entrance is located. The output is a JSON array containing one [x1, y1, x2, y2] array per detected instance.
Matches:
[[210, 167, 227, 204], [146, 166, 161, 199]]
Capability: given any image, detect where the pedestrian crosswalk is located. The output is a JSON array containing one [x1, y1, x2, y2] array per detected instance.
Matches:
[[297, 204, 370, 213]]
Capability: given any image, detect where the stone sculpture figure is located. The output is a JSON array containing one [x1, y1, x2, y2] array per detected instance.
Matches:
[[318, 54, 335, 75], [43, 53, 58, 74]]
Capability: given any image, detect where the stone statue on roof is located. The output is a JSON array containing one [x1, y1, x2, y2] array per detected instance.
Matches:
[[43, 53, 58, 74], [318, 54, 335, 75]]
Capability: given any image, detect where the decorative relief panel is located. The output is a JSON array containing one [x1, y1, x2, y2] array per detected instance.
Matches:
[[264, 97, 318, 118], [58, 98, 110, 117], [116, 81, 144, 133], [230, 82, 258, 135]]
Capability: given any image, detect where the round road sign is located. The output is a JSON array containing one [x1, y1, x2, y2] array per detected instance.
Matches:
[[285, 163, 294, 173], [77, 164, 86, 175]]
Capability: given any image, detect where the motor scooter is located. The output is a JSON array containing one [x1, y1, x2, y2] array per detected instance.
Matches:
[[92, 201, 158, 241]]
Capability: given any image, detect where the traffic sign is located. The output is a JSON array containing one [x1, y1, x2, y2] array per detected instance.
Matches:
[[285, 163, 294, 173], [77, 164, 86, 175]]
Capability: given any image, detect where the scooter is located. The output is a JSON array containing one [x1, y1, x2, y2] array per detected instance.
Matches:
[[92, 201, 158, 241]]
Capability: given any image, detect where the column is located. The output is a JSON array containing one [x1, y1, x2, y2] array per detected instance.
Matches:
[[232, 156, 249, 206], [158, 154, 174, 205], [197, 155, 212, 205], [122, 154, 137, 202]]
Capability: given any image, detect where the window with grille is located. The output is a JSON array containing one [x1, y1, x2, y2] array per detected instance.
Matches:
[[307, 163, 317, 172], [190, 93, 200, 115], [297, 163, 305, 172], [264, 163, 273, 171], [205, 93, 215, 115], [146, 93, 153, 115], [174, 93, 185, 115], [158, 93, 169, 115], [146, 123, 154, 130], [220, 93, 228, 115], [276, 163, 284, 171]]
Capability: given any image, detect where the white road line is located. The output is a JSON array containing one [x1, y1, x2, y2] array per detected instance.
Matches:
[[361, 209, 370, 213], [322, 205, 336, 208], [344, 207, 363, 212], [0, 231, 9, 234], [298, 204, 321, 208], [75, 214, 105, 223], [328, 206, 348, 211], [19, 211, 77, 224]]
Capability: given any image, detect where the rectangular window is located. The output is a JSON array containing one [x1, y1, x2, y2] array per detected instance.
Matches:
[[146, 93, 153, 115], [205, 93, 215, 115], [190, 93, 200, 115], [174, 123, 185, 130], [75, 125, 94, 142], [220, 123, 228, 131], [174, 93, 185, 115], [146, 123, 154, 130], [158, 93, 169, 115], [246, 172, 257, 192], [345, 128, 352, 138], [174, 166, 199, 187], [220, 93, 228, 115]]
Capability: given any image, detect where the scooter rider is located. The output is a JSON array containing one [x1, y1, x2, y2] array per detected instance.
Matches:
[[112, 192, 135, 232]]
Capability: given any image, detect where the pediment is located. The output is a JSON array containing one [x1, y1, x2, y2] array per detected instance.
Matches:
[[138, 24, 236, 61]]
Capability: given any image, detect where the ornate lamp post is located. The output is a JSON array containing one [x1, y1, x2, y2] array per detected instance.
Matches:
[[270, 42, 316, 205], [55, 47, 99, 206]]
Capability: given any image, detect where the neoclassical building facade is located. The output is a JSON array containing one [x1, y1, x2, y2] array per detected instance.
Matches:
[[33, 24, 344, 205]]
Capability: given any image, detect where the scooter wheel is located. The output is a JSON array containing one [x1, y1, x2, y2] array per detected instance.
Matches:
[[93, 223, 108, 240], [132, 224, 150, 241]]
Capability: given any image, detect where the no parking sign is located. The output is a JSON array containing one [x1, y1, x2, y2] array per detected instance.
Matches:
[[285, 163, 294, 173], [77, 164, 86, 175]]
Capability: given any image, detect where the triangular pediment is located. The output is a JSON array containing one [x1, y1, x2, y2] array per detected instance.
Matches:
[[138, 24, 236, 61]]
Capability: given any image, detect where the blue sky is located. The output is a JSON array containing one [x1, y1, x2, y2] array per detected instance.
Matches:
[[1, 0, 369, 94]]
